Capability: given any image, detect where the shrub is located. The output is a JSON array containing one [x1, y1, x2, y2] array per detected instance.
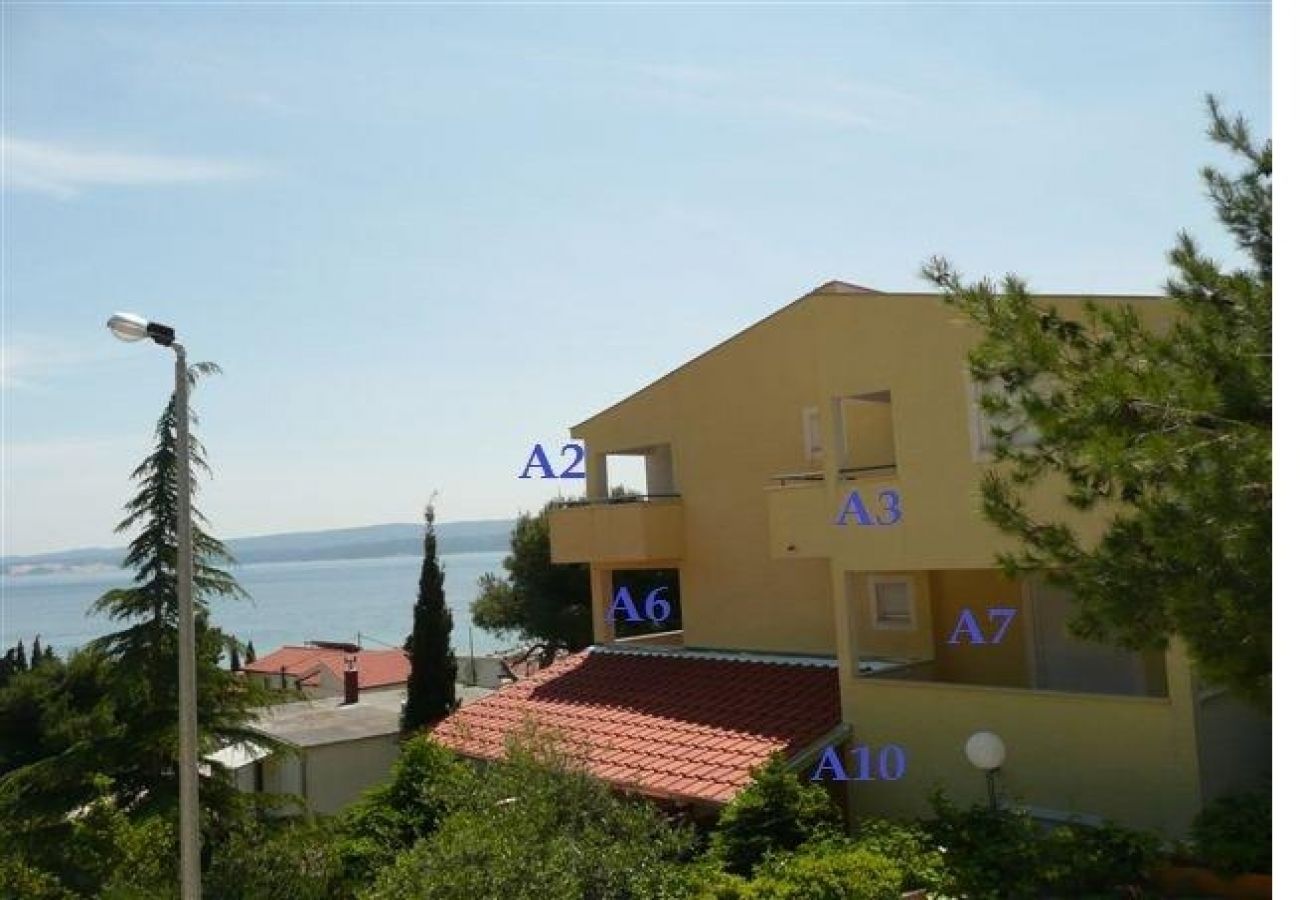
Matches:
[[1191, 790, 1270, 875], [709, 753, 841, 877], [1038, 820, 1161, 896], [924, 790, 1163, 898], [924, 789, 1043, 898], [206, 817, 349, 900], [746, 841, 904, 900], [367, 735, 696, 899], [852, 817, 946, 892], [0, 857, 75, 900], [338, 738, 475, 885]]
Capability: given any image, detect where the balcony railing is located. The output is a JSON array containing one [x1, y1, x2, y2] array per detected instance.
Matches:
[[768, 465, 896, 487], [554, 493, 682, 508]]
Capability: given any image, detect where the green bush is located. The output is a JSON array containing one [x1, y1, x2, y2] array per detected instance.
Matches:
[[708, 754, 841, 877], [745, 841, 904, 900], [207, 817, 349, 900], [924, 790, 1163, 898], [924, 790, 1043, 898], [1191, 790, 1270, 875], [338, 738, 475, 885], [0, 857, 76, 900], [852, 817, 945, 892], [367, 735, 697, 899], [1038, 821, 1160, 896]]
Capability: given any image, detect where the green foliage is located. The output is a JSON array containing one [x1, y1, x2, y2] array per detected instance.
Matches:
[[1191, 789, 1270, 875], [0, 856, 76, 900], [339, 738, 475, 886], [0, 776, 177, 899], [472, 503, 592, 663], [367, 734, 696, 899], [851, 818, 946, 891], [924, 791, 1043, 898], [924, 790, 1160, 898], [708, 754, 841, 877], [1037, 821, 1160, 896], [78, 362, 273, 821], [206, 817, 349, 900], [744, 841, 904, 900], [402, 500, 460, 731], [922, 98, 1271, 705]]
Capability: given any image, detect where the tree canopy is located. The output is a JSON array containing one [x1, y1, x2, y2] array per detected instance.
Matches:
[[471, 503, 592, 664], [0, 362, 272, 859], [923, 97, 1270, 705]]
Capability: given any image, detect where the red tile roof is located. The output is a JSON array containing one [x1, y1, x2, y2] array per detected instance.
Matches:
[[429, 648, 842, 805], [244, 645, 409, 690]]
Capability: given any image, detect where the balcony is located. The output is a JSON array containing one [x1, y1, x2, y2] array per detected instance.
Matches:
[[549, 495, 685, 565], [767, 465, 901, 562]]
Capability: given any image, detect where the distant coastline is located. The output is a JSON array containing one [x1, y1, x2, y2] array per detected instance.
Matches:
[[1, 519, 515, 578]]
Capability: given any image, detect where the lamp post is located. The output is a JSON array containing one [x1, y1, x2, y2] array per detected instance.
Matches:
[[964, 730, 1006, 811], [107, 312, 200, 900]]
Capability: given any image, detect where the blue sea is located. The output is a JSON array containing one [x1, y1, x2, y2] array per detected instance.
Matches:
[[0, 551, 512, 660]]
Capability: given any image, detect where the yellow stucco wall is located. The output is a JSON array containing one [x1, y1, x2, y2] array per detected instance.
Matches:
[[929, 569, 1029, 688], [838, 667, 1204, 835], [572, 287, 1166, 653]]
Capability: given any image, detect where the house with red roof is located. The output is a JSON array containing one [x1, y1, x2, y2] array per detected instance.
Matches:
[[242, 642, 410, 700], [430, 281, 1269, 835]]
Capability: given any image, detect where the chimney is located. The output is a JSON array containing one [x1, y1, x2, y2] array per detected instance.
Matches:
[[343, 655, 359, 705]]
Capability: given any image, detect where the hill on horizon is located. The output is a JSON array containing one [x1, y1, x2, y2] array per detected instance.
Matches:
[[2, 519, 516, 577]]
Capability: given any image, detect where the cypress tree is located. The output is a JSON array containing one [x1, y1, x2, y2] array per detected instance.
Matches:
[[14, 641, 27, 673], [29, 637, 42, 667], [87, 362, 272, 818], [228, 640, 242, 672], [245, 640, 256, 664], [401, 499, 459, 731]]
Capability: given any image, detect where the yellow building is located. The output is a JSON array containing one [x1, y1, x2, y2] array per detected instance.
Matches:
[[549, 280, 1269, 836]]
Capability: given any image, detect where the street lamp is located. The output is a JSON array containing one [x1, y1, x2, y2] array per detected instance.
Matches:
[[107, 311, 199, 900], [964, 730, 1006, 811]]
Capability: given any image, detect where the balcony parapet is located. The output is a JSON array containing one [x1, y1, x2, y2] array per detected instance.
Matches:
[[550, 495, 684, 565]]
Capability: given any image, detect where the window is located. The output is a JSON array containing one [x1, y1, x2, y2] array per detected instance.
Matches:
[[868, 576, 915, 630], [969, 376, 1042, 458], [802, 406, 823, 462]]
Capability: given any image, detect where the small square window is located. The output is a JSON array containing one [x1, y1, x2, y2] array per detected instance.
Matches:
[[869, 576, 915, 630]]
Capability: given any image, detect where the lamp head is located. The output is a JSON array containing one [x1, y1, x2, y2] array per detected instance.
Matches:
[[107, 313, 176, 347], [964, 730, 1006, 771], [107, 312, 149, 342]]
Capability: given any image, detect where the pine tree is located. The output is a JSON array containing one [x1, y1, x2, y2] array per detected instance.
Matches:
[[87, 362, 273, 817], [471, 502, 593, 666], [923, 97, 1270, 705], [401, 498, 459, 731]]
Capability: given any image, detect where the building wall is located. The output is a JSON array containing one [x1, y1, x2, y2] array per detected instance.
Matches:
[[929, 569, 1029, 688], [837, 641, 1206, 836], [575, 290, 1171, 653], [577, 297, 836, 655], [303, 734, 402, 815], [1193, 689, 1271, 803]]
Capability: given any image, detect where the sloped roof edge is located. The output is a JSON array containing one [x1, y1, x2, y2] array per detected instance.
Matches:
[[569, 279, 879, 433]]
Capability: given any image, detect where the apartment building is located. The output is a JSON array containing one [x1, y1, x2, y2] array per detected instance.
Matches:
[[430, 280, 1268, 836]]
